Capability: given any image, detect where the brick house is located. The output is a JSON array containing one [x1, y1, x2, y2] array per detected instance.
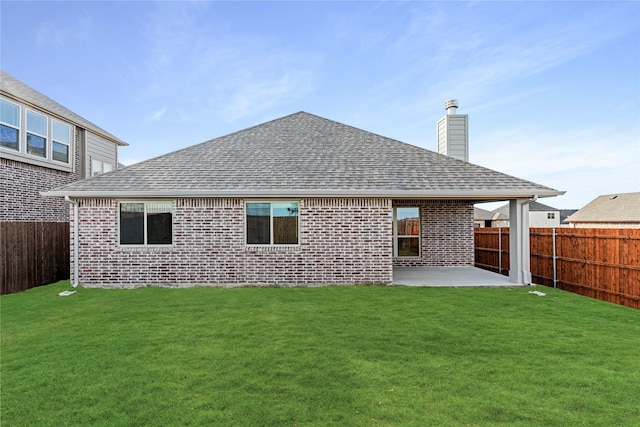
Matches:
[[45, 109, 563, 288], [1, 70, 127, 293]]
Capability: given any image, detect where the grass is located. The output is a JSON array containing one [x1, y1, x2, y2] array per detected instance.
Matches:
[[1, 281, 639, 426]]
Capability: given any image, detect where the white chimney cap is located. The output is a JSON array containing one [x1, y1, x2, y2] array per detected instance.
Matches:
[[445, 99, 459, 114]]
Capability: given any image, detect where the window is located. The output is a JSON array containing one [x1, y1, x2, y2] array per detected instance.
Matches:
[[0, 97, 73, 167], [26, 110, 47, 158], [92, 158, 114, 176], [394, 207, 420, 257], [246, 201, 299, 245], [547, 213, 555, 219], [119, 202, 173, 245], [52, 120, 71, 163], [0, 99, 19, 151]]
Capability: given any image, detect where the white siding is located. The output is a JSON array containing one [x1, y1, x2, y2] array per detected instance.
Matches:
[[85, 131, 117, 177], [437, 115, 468, 162], [530, 210, 560, 228]]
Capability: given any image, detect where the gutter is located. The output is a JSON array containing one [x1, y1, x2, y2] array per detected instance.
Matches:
[[65, 196, 79, 288], [43, 188, 566, 199]]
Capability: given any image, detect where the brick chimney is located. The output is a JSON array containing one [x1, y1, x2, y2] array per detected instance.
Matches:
[[437, 99, 469, 162]]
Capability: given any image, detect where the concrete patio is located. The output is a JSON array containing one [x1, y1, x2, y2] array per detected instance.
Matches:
[[393, 266, 520, 287]]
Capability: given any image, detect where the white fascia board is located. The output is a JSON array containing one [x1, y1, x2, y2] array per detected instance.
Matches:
[[1, 92, 128, 147], [42, 188, 566, 199]]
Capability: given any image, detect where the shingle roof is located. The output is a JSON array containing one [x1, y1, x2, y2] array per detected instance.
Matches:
[[567, 192, 640, 223], [560, 209, 578, 224], [475, 207, 509, 221], [474, 207, 494, 220], [1, 70, 127, 146], [45, 111, 563, 199]]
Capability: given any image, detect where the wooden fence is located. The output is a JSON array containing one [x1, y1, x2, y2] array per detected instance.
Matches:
[[1, 222, 70, 295], [474, 228, 640, 309]]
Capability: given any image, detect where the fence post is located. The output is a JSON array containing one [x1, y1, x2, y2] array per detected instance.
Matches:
[[552, 227, 557, 288], [498, 227, 502, 275]]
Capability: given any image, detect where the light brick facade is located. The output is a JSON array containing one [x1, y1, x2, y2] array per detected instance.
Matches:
[[71, 197, 475, 288], [1, 130, 81, 222], [393, 200, 475, 267]]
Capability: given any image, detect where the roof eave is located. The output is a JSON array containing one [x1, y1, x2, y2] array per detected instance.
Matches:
[[42, 189, 566, 199], [1, 90, 128, 147]]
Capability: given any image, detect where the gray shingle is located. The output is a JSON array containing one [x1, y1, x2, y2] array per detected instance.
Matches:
[[474, 207, 494, 220], [567, 192, 640, 223], [46, 112, 563, 198]]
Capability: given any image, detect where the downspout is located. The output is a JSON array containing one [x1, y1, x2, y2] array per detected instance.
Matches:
[[65, 196, 79, 288], [521, 195, 538, 285], [523, 195, 538, 209]]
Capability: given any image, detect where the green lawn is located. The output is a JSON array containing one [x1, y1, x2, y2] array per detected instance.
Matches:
[[1, 281, 639, 426]]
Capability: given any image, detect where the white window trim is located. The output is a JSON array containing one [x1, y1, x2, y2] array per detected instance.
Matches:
[[393, 206, 421, 258], [244, 200, 300, 247], [26, 108, 48, 159], [0, 98, 20, 152], [117, 201, 174, 247], [0, 96, 74, 172]]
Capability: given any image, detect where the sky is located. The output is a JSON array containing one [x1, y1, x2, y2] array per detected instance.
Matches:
[[1, 0, 638, 210]]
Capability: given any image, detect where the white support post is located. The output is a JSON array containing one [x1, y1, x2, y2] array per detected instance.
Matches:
[[65, 196, 80, 288], [509, 199, 532, 284]]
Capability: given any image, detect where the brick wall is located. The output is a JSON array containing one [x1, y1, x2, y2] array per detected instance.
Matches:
[[392, 200, 474, 267], [74, 198, 394, 288], [1, 129, 81, 222], [71, 197, 474, 288]]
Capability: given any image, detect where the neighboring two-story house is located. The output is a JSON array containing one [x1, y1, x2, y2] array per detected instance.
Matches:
[[1, 70, 127, 293], [489, 201, 562, 228], [1, 70, 128, 222]]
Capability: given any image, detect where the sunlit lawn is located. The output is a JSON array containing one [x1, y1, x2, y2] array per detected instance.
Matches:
[[2, 281, 639, 426]]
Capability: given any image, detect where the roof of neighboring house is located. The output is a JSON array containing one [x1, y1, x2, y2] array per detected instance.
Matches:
[[566, 192, 640, 223], [493, 201, 559, 216], [45, 111, 564, 199], [560, 209, 578, 224], [1, 70, 127, 146], [474, 207, 494, 220], [474, 207, 508, 221]]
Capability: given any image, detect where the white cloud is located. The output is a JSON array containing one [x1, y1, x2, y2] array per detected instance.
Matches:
[[134, 2, 320, 123], [358, 2, 637, 118], [472, 126, 640, 208], [474, 127, 637, 174], [147, 107, 167, 122], [224, 61, 316, 121], [36, 11, 91, 49]]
